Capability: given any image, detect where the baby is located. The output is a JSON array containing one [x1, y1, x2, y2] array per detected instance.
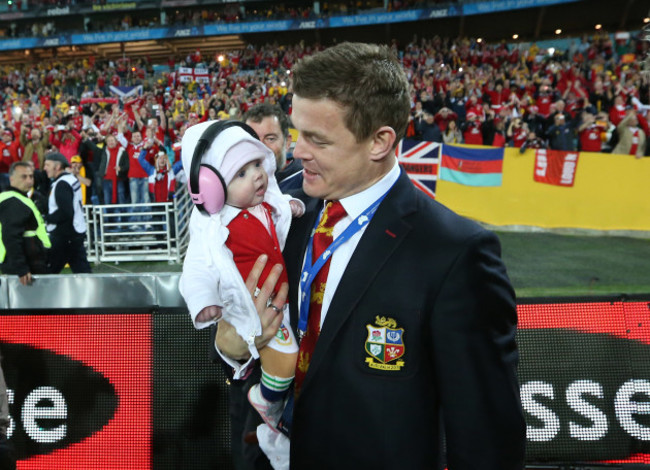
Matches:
[[179, 121, 302, 432]]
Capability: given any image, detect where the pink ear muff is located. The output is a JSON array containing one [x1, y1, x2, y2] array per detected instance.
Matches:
[[188, 165, 227, 215]]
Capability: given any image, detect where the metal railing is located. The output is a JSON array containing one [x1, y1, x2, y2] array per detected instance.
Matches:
[[84, 184, 191, 264]]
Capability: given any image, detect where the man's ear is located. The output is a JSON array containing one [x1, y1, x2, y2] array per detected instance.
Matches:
[[369, 125, 397, 162], [284, 132, 292, 153]]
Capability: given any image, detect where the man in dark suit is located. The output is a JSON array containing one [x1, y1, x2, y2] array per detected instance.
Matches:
[[214, 42, 525, 469], [243, 103, 303, 193]]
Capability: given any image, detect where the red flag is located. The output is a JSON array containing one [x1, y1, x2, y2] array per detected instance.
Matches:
[[534, 149, 579, 187]]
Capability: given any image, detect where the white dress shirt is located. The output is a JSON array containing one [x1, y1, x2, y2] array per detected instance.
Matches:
[[303, 158, 401, 328]]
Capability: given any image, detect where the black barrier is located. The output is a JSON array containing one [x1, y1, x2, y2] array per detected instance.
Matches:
[[518, 297, 650, 467], [0, 288, 649, 468], [0, 308, 232, 470], [153, 309, 231, 470]]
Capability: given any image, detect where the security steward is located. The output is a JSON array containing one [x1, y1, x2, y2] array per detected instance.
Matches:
[[0, 161, 50, 285], [43, 152, 92, 274]]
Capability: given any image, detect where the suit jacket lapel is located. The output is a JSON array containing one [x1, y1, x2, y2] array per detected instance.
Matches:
[[302, 171, 418, 391], [286, 194, 321, 328]]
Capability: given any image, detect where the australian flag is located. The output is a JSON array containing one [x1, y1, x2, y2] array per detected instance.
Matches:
[[395, 139, 441, 199]]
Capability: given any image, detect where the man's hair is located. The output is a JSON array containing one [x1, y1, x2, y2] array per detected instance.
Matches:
[[292, 42, 410, 145], [242, 103, 291, 139], [9, 161, 31, 176]]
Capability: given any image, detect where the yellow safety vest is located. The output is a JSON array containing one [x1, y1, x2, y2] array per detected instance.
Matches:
[[0, 190, 51, 264]]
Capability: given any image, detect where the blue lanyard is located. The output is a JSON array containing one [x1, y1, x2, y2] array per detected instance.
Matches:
[[298, 185, 394, 336]]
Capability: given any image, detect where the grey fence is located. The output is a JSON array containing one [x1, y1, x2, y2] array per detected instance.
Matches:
[[84, 184, 192, 264]]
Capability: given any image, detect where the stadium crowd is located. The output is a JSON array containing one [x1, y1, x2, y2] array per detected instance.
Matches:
[[1, 0, 442, 37], [0, 30, 648, 220]]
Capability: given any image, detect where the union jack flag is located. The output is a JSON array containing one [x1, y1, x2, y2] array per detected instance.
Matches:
[[395, 139, 441, 199]]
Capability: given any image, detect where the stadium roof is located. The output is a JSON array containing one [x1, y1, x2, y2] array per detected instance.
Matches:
[[0, 0, 647, 66]]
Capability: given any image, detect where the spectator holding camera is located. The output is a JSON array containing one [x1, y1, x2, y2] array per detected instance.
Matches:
[[483, 110, 507, 147], [519, 130, 548, 153], [507, 117, 528, 148], [433, 106, 458, 133], [49, 120, 81, 162], [577, 110, 608, 153], [523, 105, 546, 138], [414, 109, 443, 142], [546, 113, 577, 151], [462, 111, 484, 145], [20, 125, 50, 169]]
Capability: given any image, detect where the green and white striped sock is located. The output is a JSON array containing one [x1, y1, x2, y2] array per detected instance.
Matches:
[[260, 367, 294, 402]]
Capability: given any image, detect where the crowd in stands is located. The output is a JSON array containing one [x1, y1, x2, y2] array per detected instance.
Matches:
[[0, 29, 648, 217], [1, 1, 443, 37], [5, 0, 132, 9], [404, 34, 649, 156]]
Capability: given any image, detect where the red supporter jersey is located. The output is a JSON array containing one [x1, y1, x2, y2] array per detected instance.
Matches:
[[492, 132, 506, 147], [463, 122, 483, 145], [39, 95, 51, 110], [579, 125, 604, 152], [512, 128, 527, 148], [537, 95, 552, 117], [128, 143, 149, 179], [104, 147, 121, 180], [609, 105, 626, 126], [0, 141, 19, 173]]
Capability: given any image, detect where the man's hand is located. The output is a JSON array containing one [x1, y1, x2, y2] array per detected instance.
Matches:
[[247, 254, 288, 350], [215, 254, 287, 359], [19, 272, 32, 286]]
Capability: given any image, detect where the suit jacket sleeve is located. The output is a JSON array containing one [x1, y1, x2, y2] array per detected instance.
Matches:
[[431, 230, 525, 469]]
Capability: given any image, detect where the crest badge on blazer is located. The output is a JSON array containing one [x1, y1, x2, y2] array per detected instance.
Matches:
[[364, 316, 405, 371]]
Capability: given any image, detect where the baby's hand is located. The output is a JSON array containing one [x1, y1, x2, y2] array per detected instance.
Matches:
[[289, 199, 305, 218], [197, 305, 222, 323]]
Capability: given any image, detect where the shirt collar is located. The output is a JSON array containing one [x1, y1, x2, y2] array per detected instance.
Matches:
[[339, 157, 400, 221]]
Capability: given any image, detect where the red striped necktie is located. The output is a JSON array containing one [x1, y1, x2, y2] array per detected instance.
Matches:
[[294, 201, 347, 397]]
